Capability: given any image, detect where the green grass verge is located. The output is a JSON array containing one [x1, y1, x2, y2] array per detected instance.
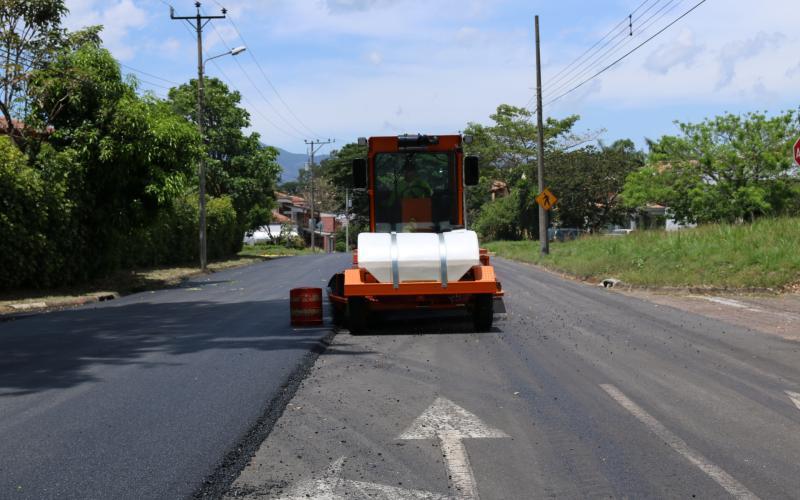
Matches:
[[485, 217, 800, 290], [238, 244, 316, 257]]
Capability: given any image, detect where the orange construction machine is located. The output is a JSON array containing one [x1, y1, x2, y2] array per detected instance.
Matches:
[[327, 134, 504, 334]]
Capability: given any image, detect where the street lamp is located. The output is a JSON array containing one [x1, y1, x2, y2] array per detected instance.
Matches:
[[196, 45, 246, 271], [205, 46, 246, 66]]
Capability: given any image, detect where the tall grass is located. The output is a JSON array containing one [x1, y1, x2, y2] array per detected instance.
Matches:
[[485, 218, 800, 289]]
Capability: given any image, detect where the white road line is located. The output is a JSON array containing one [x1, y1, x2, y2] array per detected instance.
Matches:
[[694, 296, 762, 313], [785, 391, 800, 411], [600, 384, 759, 500], [399, 397, 509, 500]]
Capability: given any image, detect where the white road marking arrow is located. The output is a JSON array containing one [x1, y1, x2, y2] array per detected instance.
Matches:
[[399, 397, 509, 500], [786, 390, 800, 410], [277, 456, 449, 500]]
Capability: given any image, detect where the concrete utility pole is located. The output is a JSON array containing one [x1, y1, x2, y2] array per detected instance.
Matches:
[[535, 15, 549, 255], [304, 139, 334, 253], [171, 2, 226, 271]]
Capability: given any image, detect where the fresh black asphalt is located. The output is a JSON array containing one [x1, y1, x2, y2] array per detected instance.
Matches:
[[4, 253, 800, 499], [228, 257, 800, 499], [0, 254, 350, 500]]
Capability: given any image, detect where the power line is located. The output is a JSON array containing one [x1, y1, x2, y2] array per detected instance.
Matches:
[[208, 59, 306, 141], [210, 0, 322, 137], [546, 0, 654, 91], [544, 0, 708, 108], [545, 0, 680, 100], [119, 63, 179, 85], [545, 0, 685, 101], [204, 16, 310, 138], [134, 76, 173, 90], [166, 4, 304, 141], [525, 0, 656, 110]]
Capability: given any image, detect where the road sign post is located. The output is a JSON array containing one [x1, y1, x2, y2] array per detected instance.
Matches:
[[793, 137, 800, 167]]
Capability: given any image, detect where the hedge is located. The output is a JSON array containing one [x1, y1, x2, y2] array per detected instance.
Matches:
[[1, 134, 242, 290]]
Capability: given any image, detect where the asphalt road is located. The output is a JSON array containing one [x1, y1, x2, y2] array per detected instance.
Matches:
[[229, 257, 800, 499], [0, 253, 350, 500]]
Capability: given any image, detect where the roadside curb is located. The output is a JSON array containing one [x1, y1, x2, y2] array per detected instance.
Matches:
[[0, 292, 120, 321], [0, 256, 285, 321]]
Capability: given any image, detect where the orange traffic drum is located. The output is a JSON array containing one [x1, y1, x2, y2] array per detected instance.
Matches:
[[290, 287, 323, 326]]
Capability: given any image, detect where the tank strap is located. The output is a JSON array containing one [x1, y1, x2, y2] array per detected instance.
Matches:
[[390, 231, 399, 289], [438, 233, 448, 288]]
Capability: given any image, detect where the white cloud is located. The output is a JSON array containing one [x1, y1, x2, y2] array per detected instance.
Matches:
[[325, 0, 382, 13], [65, 0, 148, 60], [455, 26, 480, 44], [716, 31, 786, 89], [159, 37, 182, 57], [204, 23, 239, 53], [645, 29, 703, 75], [367, 50, 383, 65], [544, 0, 797, 115], [57, 0, 797, 151]]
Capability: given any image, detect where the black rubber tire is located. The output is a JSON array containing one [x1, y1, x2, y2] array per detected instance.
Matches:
[[331, 303, 345, 326], [328, 273, 346, 327], [472, 294, 494, 332], [347, 297, 369, 335]]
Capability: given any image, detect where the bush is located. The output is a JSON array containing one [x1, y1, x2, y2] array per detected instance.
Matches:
[[286, 234, 306, 250], [127, 194, 241, 267], [206, 195, 243, 259], [473, 190, 522, 241], [0, 138, 77, 289], [127, 194, 196, 267]]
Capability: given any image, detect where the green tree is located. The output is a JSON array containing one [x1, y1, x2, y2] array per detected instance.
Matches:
[[0, 0, 101, 148], [547, 140, 644, 232], [168, 77, 281, 231], [623, 110, 800, 223], [463, 104, 595, 238], [31, 43, 203, 276], [278, 180, 301, 195], [319, 142, 368, 212]]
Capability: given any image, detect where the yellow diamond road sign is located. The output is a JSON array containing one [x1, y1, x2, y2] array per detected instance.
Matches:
[[535, 188, 557, 211]]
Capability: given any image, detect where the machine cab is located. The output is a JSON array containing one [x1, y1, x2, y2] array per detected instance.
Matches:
[[353, 134, 479, 233]]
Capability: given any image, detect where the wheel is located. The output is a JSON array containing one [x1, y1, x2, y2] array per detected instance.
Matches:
[[472, 294, 494, 332], [331, 303, 345, 326], [347, 297, 369, 335], [328, 274, 346, 327]]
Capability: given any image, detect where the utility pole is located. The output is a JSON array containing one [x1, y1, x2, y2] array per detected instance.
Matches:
[[535, 15, 549, 255], [304, 139, 334, 253], [171, 2, 226, 271]]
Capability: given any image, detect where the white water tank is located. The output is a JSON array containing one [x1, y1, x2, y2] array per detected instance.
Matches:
[[357, 230, 480, 284]]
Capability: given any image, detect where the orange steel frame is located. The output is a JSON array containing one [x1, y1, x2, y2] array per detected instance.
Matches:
[[329, 134, 501, 310]]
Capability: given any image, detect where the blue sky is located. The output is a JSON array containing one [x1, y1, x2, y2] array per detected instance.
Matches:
[[64, 0, 799, 154]]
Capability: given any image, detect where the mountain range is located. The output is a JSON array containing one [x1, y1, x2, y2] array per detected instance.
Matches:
[[275, 148, 329, 182]]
